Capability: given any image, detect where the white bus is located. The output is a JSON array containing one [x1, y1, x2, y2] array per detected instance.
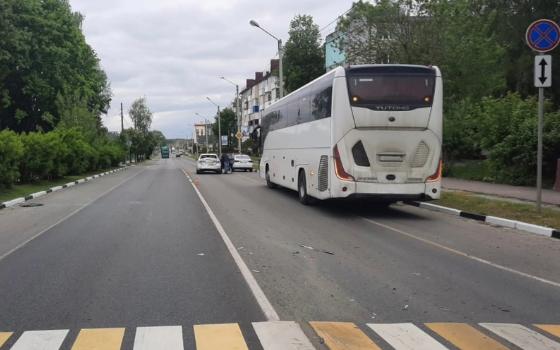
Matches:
[[258, 64, 442, 205]]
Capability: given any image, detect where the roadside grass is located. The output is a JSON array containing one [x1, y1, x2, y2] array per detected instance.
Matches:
[[0, 168, 119, 203], [435, 191, 560, 229]]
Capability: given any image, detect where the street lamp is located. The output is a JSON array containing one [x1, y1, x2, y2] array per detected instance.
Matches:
[[195, 112, 210, 153], [206, 97, 222, 156], [249, 19, 284, 98], [220, 76, 241, 154]]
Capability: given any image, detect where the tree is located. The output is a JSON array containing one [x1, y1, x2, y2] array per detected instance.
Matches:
[[283, 15, 325, 93], [129, 97, 153, 133], [212, 108, 237, 150], [0, 0, 111, 133]]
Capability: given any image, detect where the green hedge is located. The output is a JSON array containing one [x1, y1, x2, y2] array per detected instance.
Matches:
[[444, 93, 560, 185], [0, 129, 126, 188], [0, 130, 24, 187]]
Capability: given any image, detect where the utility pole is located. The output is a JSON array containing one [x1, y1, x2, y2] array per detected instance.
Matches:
[[205, 119, 209, 153], [120, 102, 124, 133], [220, 77, 242, 154]]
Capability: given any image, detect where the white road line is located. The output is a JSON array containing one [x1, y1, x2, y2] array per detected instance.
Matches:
[[362, 217, 560, 289], [367, 323, 448, 350], [0, 168, 145, 262], [181, 168, 280, 321], [133, 326, 184, 350], [10, 330, 68, 350], [253, 321, 315, 350], [480, 323, 560, 350]]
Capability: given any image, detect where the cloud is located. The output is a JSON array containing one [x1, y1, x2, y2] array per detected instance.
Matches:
[[71, 0, 354, 138]]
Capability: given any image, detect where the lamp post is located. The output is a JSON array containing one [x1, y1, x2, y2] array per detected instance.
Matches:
[[195, 112, 209, 153], [220, 76, 241, 154], [206, 97, 222, 156], [249, 19, 284, 98]]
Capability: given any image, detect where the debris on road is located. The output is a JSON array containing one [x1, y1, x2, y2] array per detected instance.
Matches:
[[299, 244, 335, 255], [197, 253, 205, 256], [402, 304, 409, 310], [252, 269, 260, 273]]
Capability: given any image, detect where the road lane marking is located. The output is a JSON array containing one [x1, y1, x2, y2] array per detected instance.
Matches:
[[181, 168, 280, 321], [252, 321, 315, 350], [0, 167, 145, 263], [309, 322, 382, 350], [194, 323, 248, 350], [10, 330, 68, 350], [367, 323, 448, 350], [426, 323, 508, 350], [133, 326, 183, 350], [0, 332, 12, 347], [71, 328, 125, 350], [362, 218, 560, 289], [535, 325, 560, 339], [480, 323, 560, 350]]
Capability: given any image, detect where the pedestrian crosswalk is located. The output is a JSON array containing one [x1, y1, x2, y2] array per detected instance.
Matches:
[[1, 321, 559, 349]]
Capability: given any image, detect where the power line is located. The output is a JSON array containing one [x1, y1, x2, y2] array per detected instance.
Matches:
[[319, 6, 353, 33]]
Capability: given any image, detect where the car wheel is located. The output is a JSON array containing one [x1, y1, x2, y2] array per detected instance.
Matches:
[[298, 170, 314, 205], [266, 166, 276, 189]]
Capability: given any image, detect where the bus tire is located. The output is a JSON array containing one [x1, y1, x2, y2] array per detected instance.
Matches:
[[266, 165, 276, 189], [298, 170, 314, 205]]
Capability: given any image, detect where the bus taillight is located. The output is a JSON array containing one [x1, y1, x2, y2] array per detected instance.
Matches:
[[333, 145, 355, 181], [427, 159, 442, 182]]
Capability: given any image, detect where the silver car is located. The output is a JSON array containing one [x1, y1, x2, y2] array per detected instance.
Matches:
[[232, 154, 253, 172], [196, 153, 221, 174]]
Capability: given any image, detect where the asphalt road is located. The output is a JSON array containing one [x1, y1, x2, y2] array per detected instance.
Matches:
[[177, 157, 560, 324], [0, 157, 559, 349]]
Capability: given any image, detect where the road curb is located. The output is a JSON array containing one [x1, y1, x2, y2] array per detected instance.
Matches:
[[0, 167, 128, 210], [409, 201, 560, 239]]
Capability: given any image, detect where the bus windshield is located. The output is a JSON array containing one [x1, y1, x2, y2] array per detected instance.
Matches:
[[347, 66, 435, 111]]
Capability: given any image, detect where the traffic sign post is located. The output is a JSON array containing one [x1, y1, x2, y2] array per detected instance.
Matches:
[[526, 19, 559, 212], [534, 55, 551, 88]]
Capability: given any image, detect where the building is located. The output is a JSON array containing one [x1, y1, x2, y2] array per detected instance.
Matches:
[[193, 122, 216, 153], [239, 59, 280, 140]]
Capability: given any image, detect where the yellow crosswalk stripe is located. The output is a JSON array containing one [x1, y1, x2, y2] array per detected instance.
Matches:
[[194, 323, 249, 350], [0, 332, 13, 347], [426, 323, 509, 350], [309, 322, 382, 350], [534, 325, 560, 339], [71, 328, 125, 350]]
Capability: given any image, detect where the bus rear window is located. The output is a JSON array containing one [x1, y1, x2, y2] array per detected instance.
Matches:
[[347, 68, 435, 111]]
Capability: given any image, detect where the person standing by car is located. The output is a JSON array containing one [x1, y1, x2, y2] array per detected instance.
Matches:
[[227, 153, 235, 173], [220, 153, 230, 174]]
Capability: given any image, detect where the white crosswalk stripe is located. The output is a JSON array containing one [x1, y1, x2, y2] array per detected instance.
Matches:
[[253, 321, 316, 350], [367, 323, 449, 350], [133, 326, 184, 350], [480, 323, 560, 350], [10, 330, 68, 350]]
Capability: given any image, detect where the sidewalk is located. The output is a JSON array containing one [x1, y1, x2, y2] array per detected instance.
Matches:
[[442, 177, 560, 206]]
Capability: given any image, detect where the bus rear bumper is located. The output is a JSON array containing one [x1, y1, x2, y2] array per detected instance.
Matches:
[[332, 181, 441, 200]]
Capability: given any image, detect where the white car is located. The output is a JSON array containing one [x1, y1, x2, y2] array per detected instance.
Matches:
[[232, 154, 253, 172], [196, 153, 221, 174]]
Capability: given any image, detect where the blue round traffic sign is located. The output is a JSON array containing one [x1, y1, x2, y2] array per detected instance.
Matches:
[[526, 19, 560, 53]]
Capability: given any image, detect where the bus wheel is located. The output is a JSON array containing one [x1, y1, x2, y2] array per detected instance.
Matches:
[[298, 171, 314, 205], [266, 166, 276, 189]]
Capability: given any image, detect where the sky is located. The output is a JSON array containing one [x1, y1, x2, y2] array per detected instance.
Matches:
[[69, 0, 354, 139]]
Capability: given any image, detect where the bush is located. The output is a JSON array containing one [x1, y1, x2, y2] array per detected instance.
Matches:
[[58, 128, 93, 175], [446, 93, 560, 185], [0, 130, 24, 187], [19, 132, 67, 182]]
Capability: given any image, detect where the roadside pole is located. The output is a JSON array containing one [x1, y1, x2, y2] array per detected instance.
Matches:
[[537, 67, 544, 212], [525, 19, 559, 213]]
